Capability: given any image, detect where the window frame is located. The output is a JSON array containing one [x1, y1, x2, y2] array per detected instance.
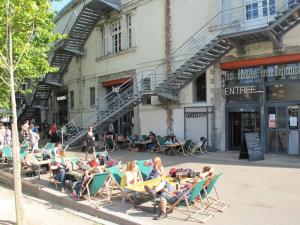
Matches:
[[245, 2, 259, 20], [126, 14, 133, 49], [70, 91, 74, 109], [194, 73, 207, 102], [111, 20, 122, 53], [90, 87, 96, 106]]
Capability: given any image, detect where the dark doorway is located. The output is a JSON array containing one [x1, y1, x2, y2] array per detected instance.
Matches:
[[229, 112, 260, 150]]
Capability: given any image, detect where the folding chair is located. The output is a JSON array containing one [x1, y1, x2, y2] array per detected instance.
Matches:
[[167, 179, 213, 223], [141, 135, 148, 141], [156, 136, 167, 153], [107, 165, 124, 196], [127, 136, 136, 148], [200, 138, 208, 153], [82, 172, 111, 207], [136, 160, 152, 181], [1, 146, 13, 163], [202, 173, 228, 212], [177, 140, 193, 156]]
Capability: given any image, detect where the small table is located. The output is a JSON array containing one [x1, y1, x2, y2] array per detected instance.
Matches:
[[126, 176, 183, 213], [134, 140, 152, 151], [164, 143, 183, 155], [34, 159, 51, 179]]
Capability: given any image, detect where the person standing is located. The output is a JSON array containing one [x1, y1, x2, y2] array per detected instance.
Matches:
[[50, 122, 58, 142], [83, 126, 96, 160], [5, 126, 12, 146]]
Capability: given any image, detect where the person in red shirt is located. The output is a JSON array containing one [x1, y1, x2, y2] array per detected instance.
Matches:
[[50, 122, 58, 142]]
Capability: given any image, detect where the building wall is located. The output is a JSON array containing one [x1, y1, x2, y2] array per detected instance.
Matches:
[[49, 0, 300, 151]]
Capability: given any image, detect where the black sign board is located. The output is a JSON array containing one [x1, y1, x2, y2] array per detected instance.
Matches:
[[242, 132, 264, 161]]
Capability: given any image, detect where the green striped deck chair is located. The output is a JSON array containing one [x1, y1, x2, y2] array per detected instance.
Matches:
[[202, 173, 228, 212], [43, 143, 55, 152], [127, 136, 135, 148], [178, 139, 193, 156], [156, 136, 167, 153], [1, 146, 13, 162], [107, 165, 122, 186], [167, 179, 213, 223], [137, 160, 152, 181], [141, 135, 148, 141], [82, 172, 111, 206], [106, 166, 125, 200]]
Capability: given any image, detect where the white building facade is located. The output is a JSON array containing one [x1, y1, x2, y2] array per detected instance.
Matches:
[[46, 0, 300, 154]]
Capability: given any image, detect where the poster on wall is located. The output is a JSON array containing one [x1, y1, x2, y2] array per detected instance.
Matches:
[[289, 116, 298, 127], [268, 114, 276, 128]]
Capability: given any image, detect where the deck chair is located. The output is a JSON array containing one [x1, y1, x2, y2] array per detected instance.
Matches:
[[137, 160, 152, 181], [156, 136, 167, 153], [105, 137, 116, 152], [82, 172, 111, 207], [202, 173, 228, 212], [177, 140, 193, 156], [1, 146, 13, 163], [141, 135, 148, 141], [127, 136, 135, 148], [107, 165, 124, 193], [167, 179, 213, 223]]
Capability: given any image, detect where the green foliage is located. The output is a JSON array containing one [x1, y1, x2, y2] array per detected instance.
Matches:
[[0, 0, 61, 109]]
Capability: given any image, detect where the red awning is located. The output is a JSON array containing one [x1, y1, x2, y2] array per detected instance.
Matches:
[[220, 53, 300, 70], [102, 77, 132, 87]]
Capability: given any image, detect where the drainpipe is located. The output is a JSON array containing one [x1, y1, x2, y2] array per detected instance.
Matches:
[[164, 0, 174, 135]]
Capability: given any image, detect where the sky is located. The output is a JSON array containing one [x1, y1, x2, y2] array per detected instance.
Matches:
[[51, 0, 72, 12]]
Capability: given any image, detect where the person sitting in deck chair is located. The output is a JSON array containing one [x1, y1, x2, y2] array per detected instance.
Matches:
[[192, 137, 208, 154], [71, 166, 106, 200], [144, 166, 214, 220], [121, 161, 142, 204]]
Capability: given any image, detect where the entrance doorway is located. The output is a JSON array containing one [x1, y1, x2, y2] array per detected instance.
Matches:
[[229, 112, 260, 150]]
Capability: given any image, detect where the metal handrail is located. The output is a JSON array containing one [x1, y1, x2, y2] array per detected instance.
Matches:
[[62, 1, 300, 147]]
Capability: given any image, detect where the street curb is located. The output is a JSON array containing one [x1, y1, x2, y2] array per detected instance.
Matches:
[[0, 169, 141, 225]]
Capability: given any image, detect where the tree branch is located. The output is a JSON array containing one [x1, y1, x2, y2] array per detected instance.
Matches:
[[0, 74, 10, 86], [0, 51, 8, 68], [14, 23, 35, 72]]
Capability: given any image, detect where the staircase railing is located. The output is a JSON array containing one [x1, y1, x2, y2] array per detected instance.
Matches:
[[170, 0, 298, 72], [62, 1, 300, 147]]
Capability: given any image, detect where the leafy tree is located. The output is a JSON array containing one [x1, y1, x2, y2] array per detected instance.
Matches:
[[0, 0, 60, 109], [0, 1, 60, 224]]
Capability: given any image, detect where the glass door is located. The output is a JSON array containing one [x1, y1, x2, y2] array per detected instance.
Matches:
[[229, 112, 260, 150], [288, 105, 300, 155], [267, 106, 288, 153]]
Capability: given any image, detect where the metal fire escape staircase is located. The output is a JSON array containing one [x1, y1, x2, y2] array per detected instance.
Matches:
[[18, 0, 122, 121], [61, 1, 300, 148]]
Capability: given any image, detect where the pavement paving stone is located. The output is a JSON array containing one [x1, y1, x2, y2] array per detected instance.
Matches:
[[2, 149, 300, 225]]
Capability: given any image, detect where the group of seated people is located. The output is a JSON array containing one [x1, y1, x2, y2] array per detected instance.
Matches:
[[63, 154, 215, 221]]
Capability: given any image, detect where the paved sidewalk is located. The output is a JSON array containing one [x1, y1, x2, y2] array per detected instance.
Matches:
[[0, 182, 114, 225], [1, 149, 300, 225]]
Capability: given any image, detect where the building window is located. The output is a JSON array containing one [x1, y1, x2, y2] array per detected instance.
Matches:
[[90, 87, 95, 106], [195, 73, 206, 102], [288, 0, 297, 8], [262, 0, 275, 17], [70, 91, 74, 109], [126, 14, 132, 48], [99, 25, 106, 56], [111, 20, 121, 53], [246, 2, 259, 20]]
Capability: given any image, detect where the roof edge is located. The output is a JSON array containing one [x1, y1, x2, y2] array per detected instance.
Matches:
[[54, 0, 82, 23]]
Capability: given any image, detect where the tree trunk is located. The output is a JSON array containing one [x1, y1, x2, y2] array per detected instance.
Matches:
[[7, 0, 25, 224]]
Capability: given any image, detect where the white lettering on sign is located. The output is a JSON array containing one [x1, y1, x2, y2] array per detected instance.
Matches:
[[222, 64, 300, 82], [224, 86, 258, 95], [57, 95, 67, 101]]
